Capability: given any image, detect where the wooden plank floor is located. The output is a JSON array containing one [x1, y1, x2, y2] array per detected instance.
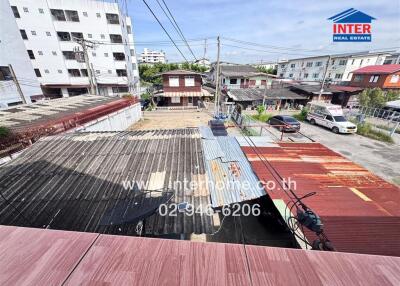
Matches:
[[0, 225, 98, 286]]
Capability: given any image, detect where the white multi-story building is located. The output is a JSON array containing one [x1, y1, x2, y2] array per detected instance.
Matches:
[[0, 0, 42, 108], [277, 51, 396, 83], [6, 0, 139, 99], [140, 48, 166, 64]]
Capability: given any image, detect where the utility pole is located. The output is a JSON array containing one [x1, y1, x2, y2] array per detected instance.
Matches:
[[263, 73, 268, 106], [318, 55, 331, 101], [74, 38, 97, 95], [90, 63, 99, 95], [214, 36, 221, 117], [8, 64, 27, 104]]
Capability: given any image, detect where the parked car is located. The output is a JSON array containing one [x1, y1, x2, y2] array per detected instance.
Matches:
[[268, 115, 301, 132], [306, 102, 357, 134]]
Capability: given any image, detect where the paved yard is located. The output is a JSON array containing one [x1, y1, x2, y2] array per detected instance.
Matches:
[[129, 110, 212, 130]]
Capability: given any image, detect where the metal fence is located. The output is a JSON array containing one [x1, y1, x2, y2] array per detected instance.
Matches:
[[346, 106, 400, 137]]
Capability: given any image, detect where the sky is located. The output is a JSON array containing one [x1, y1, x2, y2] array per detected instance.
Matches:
[[126, 0, 400, 63]]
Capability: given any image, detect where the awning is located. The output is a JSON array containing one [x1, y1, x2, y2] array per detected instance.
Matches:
[[157, 88, 213, 97]]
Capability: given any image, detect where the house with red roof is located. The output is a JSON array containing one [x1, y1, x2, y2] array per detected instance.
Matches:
[[349, 64, 400, 89]]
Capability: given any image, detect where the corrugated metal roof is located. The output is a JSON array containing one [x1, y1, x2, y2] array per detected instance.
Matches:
[[0, 129, 214, 235], [2, 225, 400, 286], [352, 64, 400, 74], [201, 129, 264, 207], [242, 142, 400, 256]]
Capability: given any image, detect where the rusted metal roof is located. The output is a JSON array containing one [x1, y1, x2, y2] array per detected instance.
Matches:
[[242, 142, 400, 256], [1, 225, 400, 286], [201, 130, 264, 207]]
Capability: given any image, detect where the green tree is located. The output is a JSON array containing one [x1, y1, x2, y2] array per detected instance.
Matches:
[[358, 88, 386, 107], [256, 66, 277, 75], [256, 104, 266, 116]]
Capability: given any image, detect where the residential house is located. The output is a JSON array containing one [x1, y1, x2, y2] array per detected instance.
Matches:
[[210, 63, 273, 90], [349, 64, 400, 89], [154, 70, 212, 107], [6, 0, 139, 99], [277, 51, 396, 83]]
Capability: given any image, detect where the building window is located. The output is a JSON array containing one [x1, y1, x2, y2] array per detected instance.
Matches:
[[369, 75, 379, 83], [11, 6, 20, 18], [51, 9, 66, 21], [113, 52, 125, 61], [68, 69, 81, 77], [62, 51, 75, 60], [110, 34, 122, 43], [27, 50, 35, 59], [290, 63, 295, 68], [88, 34, 92, 38], [71, 32, 83, 40], [331, 59, 335, 65], [38, 51, 43, 55], [185, 76, 195, 87], [46, 31, 51, 36], [306, 62, 313, 67], [339, 59, 347, 65], [132, 63, 136, 70], [389, 74, 399, 83], [279, 73, 284, 77], [316, 61, 323, 67], [289, 74, 293, 78], [127, 25, 132, 34], [92, 52, 96, 57], [96, 13, 101, 18], [65, 10, 79, 22], [229, 78, 237, 84], [34, 69, 41, 77], [44, 69, 50, 74], [312, 73, 319, 78], [112, 86, 129, 93], [354, 75, 363, 82], [95, 70, 100, 74], [106, 13, 119, 24], [351, 59, 355, 65], [280, 64, 285, 68], [169, 76, 179, 86], [52, 51, 57, 56], [83, 12, 88, 17], [57, 31, 71, 41], [116, 69, 127, 77], [360, 59, 364, 66], [304, 73, 309, 78], [80, 69, 88, 77], [20, 30, 28, 39], [58, 70, 63, 74], [100, 34, 105, 39], [0, 66, 12, 81], [38, 8, 44, 14], [334, 73, 343, 79], [130, 49, 135, 56], [23, 7, 29, 13], [31, 31, 36, 36], [108, 70, 112, 74], [171, 97, 180, 104]]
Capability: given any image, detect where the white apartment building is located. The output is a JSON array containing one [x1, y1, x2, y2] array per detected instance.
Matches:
[[0, 0, 42, 108], [7, 0, 139, 98], [140, 48, 166, 64], [277, 51, 396, 83]]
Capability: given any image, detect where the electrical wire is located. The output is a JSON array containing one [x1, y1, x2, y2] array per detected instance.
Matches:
[[141, 0, 189, 62], [156, 0, 197, 61]]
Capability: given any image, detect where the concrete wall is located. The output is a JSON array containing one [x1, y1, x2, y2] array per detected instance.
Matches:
[[0, 0, 42, 108], [75, 102, 142, 131], [8, 0, 139, 96]]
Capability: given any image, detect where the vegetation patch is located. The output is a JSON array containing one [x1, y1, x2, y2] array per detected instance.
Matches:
[[293, 108, 308, 122], [0, 126, 11, 138], [356, 122, 394, 143]]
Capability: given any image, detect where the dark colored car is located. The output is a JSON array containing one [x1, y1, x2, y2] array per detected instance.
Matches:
[[268, 115, 301, 132]]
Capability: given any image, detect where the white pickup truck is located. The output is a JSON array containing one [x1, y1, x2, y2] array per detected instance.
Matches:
[[306, 102, 357, 134]]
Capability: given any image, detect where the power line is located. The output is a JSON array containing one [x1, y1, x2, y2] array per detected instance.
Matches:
[[222, 43, 312, 57], [156, 0, 197, 61], [141, 0, 189, 62]]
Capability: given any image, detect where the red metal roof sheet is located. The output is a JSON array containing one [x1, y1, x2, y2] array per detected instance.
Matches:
[[242, 142, 400, 256], [1, 225, 400, 285], [331, 85, 364, 92], [352, 64, 400, 74]]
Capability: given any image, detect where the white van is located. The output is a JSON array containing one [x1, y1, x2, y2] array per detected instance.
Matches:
[[306, 102, 357, 134]]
